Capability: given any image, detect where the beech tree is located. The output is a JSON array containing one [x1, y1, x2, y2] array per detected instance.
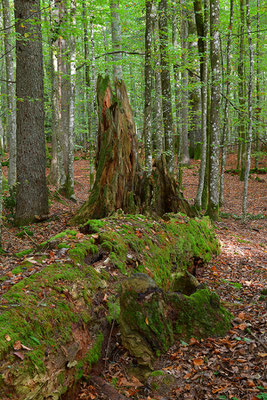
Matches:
[[2, 0, 16, 187], [207, 0, 220, 220], [14, 0, 48, 225]]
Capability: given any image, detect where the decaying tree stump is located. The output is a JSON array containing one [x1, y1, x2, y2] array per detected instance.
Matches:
[[73, 76, 197, 224]]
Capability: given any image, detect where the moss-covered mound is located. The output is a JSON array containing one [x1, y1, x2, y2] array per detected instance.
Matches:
[[0, 213, 221, 399], [120, 273, 231, 368]]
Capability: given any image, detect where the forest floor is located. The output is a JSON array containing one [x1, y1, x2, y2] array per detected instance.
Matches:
[[0, 152, 266, 400]]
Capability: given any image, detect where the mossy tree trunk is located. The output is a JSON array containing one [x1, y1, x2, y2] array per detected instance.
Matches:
[[73, 76, 197, 225]]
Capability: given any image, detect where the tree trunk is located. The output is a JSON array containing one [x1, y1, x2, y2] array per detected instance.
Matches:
[[254, 0, 260, 170], [238, 0, 246, 180], [50, 0, 75, 199], [144, 0, 154, 175], [207, 0, 220, 220], [152, 3, 163, 159], [219, 0, 233, 206], [2, 0, 16, 187], [180, 0, 190, 166], [82, 2, 94, 188], [72, 76, 197, 224], [14, 0, 48, 226], [194, 0, 208, 210], [158, 0, 174, 173], [242, 0, 253, 219], [188, 11, 201, 160], [110, 0, 123, 82]]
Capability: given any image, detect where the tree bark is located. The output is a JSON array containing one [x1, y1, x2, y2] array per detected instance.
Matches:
[[194, 0, 208, 210], [152, 3, 163, 159], [219, 0, 233, 206], [82, 2, 94, 188], [237, 0, 246, 180], [242, 0, 253, 219], [180, 0, 190, 166], [144, 0, 154, 174], [159, 0, 174, 173], [110, 0, 123, 82], [2, 0, 16, 187], [207, 0, 220, 220], [14, 0, 48, 225]]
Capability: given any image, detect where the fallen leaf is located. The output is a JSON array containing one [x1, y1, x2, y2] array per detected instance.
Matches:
[[238, 311, 246, 320], [193, 358, 204, 366], [13, 340, 22, 350], [237, 323, 247, 330], [5, 334, 11, 342], [14, 351, 24, 360], [145, 317, 149, 325], [189, 337, 199, 345]]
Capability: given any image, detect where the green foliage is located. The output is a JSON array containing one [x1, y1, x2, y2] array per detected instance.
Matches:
[[16, 227, 34, 238], [2, 185, 17, 223]]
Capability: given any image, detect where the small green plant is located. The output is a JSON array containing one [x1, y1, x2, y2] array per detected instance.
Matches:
[[257, 393, 267, 400], [3, 185, 17, 222], [221, 279, 242, 290], [16, 226, 34, 238]]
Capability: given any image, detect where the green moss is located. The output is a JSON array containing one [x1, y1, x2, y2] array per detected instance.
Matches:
[[168, 288, 232, 339], [68, 241, 98, 264], [101, 240, 113, 252], [11, 266, 23, 275], [107, 297, 120, 323], [15, 248, 32, 258], [75, 333, 104, 381], [149, 370, 165, 377], [58, 242, 71, 249]]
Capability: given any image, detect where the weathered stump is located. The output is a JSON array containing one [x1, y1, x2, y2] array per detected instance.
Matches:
[[73, 76, 197, 225]]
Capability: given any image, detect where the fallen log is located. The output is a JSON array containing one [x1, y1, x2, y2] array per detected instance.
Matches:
[[0, 213, 229, 399]]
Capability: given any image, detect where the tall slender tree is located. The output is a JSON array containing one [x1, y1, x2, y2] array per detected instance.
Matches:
[[207, 0, 220, 220], [179, 0, 190, 166], [194, 0, 209, 210], [219, 0, 234, 205], [2, 0, 16, 187], [144, 0, 153, 174], [242, 0, 253, 218], [159, 0, 174, 172]]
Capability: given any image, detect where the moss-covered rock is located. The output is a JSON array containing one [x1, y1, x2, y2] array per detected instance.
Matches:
[[120, 274, 173, 368], [167, 288, 232, 339], [119, 274, 231, 368]]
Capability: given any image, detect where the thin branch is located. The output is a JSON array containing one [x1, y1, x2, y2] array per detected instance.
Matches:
[[95, 50, 145, 59]]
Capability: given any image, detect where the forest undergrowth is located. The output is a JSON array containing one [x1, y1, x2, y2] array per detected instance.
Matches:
[[0, 152, 266, 400]]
